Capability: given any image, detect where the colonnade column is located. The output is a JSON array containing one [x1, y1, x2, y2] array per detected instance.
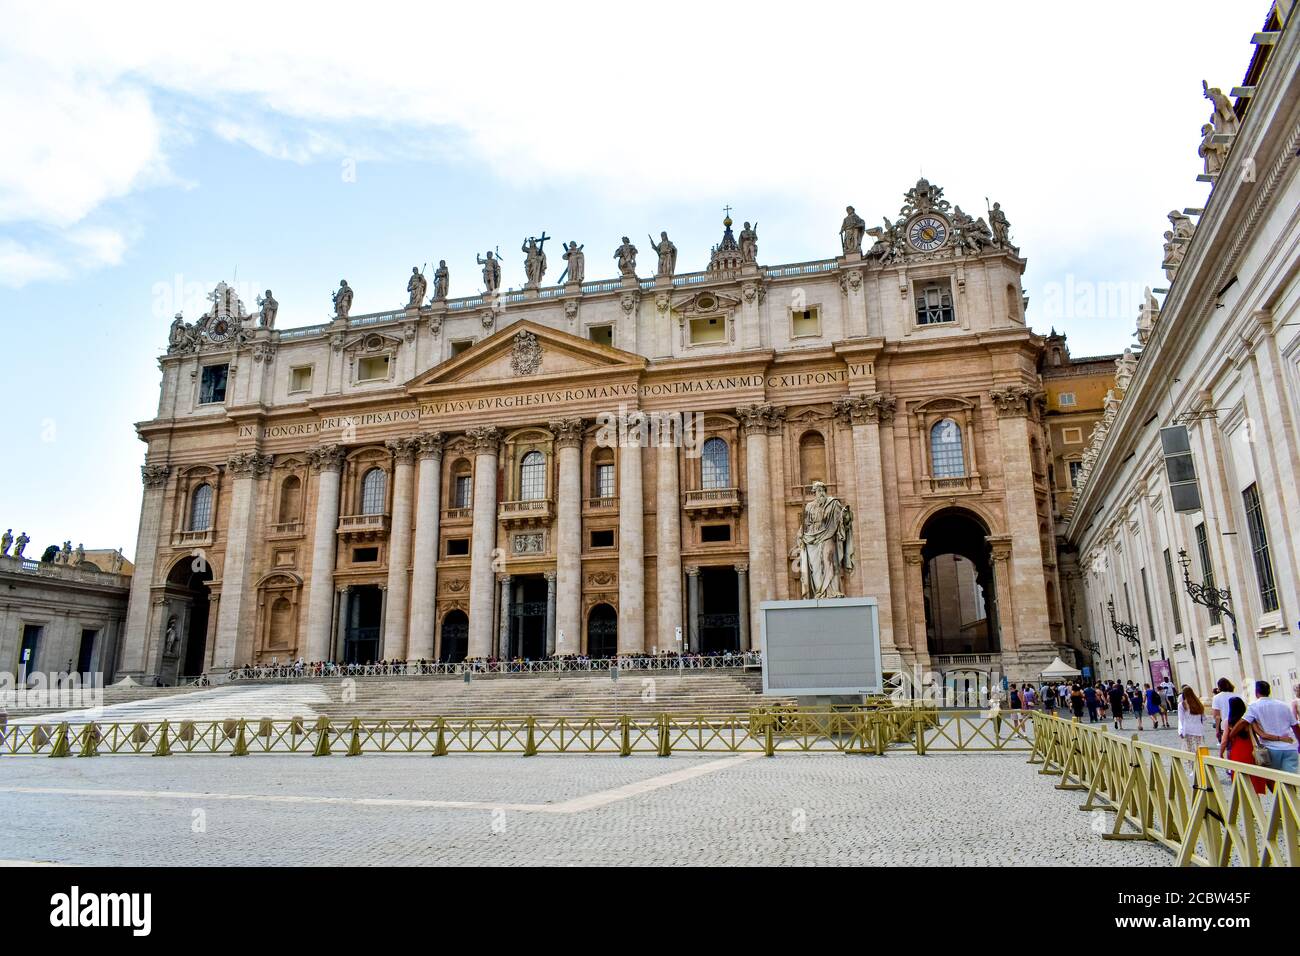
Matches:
[[550, 418, 584, 656], [736, 404, 779, 641], [382, 438, 418, 659], [498, 574, 512, 658], [121, 463, 170, 676], [544, 571, 557, 656], [213, 452, 273, 671], [466, 426, 501, 659], [407, 432, 444, 659], [686, 566, 701, 653], [735, 563, 750, 651], [617, 420, 645, 653], [305, 444, 345, 662], [656, 441, 683, 654]]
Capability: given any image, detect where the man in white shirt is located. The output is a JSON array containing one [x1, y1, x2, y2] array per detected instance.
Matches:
[[1210, 677, 1241, 743], [1243, 681, 1300, 774]]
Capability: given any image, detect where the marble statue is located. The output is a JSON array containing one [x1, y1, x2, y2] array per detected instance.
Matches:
[[477, 251, 501, 292], [521, 235, 549, 287], [738, 221, 758, 263], [432, 260, 449, 300], [614, 237, 638, 277], [168, 313, 188, 351], [790, 481, 855, 599], [561, 242, 585, 284], [1202, 81, 1239, 138], [332, 280, 353, 319], [989, 202, 1011, 247], [839, 206, 866, 256], [1137, 286, 1160, 345], [13, 531, 28, 558], [72, 543, 84, 566], [1198, 123, 1227, 176], [407, 267, 427, 308], [165, 617, 179, 654], [1, 529, 11, 556], [1168, 209, 1195, 241], [867, 217, 903, 262], [257, 290, 278, 328], [57, 541, 72, 565], [649, 231, 677, 276], [110, 548, 124, 573]]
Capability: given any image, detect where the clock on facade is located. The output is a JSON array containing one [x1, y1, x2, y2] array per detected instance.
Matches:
[[908, 216, 949, 252]]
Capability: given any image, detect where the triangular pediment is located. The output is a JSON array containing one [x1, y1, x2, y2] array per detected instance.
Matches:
[[407, 319, 646, 392]]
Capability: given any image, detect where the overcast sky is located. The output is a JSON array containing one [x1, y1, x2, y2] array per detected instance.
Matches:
[[0, 0, 1269, 558]]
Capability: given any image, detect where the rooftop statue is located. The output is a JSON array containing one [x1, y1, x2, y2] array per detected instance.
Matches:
[[406, 267, 427, 308], [989, 202, 1012, 248], [738, 221, 758, 263], [521, 234, 549, 287], [0, 529, 11, 557], [649, 231, 677, 277], [560, 242, 585, 284], [431, 260, 449, 300], [332, 279, 353, 319], [839, 206, 866, 256], [257, 290, 278, 328], [13, 532, 29, 559], [614, 236, 638, 277], [477, 250, 501, 293]]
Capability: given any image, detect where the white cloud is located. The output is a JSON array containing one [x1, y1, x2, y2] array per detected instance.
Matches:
[[0, 238, 68, 287]]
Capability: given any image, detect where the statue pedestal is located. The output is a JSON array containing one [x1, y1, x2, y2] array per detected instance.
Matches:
[[565, 281, 583, 295], [523, 286, 540, 301], [620, 275, 639, 289], [838, 252, 863, 265], [654, 275, 673, 290]]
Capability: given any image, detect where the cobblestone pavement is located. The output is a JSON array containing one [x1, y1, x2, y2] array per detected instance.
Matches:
[[0, 751, 1175, 866]]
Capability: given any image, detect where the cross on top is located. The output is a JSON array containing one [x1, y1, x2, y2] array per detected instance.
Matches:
[[723, 204, 732, 218]]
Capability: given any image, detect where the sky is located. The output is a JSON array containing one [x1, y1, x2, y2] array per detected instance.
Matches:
[[0, 0, 1269, 559]]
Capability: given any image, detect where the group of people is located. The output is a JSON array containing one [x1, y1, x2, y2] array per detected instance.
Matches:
[[1008, 678, 1179, 731]]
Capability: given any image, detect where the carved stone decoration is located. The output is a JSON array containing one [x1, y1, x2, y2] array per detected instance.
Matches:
[[839, 270, 862, 294], [620, 291, 640, 316], [307, 444, 346, 473], [790, 481, 855, 600], [563, 299, 579, 326], [655, 292, 670, 315], [480, 309, 496, 332], [465, 426, 502, 454], [590, 570, 616, 587], [385, 437, 420, 464], [548, 417, 586, 449], [738, 221, 758, 263], [989, 202, 1012, 248], [989, 385, 1037, 418], [735, 403, 786, 435], [446, 578, 467, 593], [141, 463, 171, 488], [1136, 287, 1160, 345], [252, 342, 276, 363], [510, 329, 543, 376], [833, 393, 895, 426], [512, 532, 545, 555], [227, 452, 275, 479], [521, 235, 549, 288], [1114, 349, 1139, 392], [415, 431, 445, 461]]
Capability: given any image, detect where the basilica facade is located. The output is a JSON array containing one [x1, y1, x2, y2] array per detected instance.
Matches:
[[120, 180, 1075, 687]]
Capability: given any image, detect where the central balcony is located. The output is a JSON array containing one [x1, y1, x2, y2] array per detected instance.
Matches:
[[498, 498, 554, 529], [683, 487, 743, 517], [337, 513, 390, 541]]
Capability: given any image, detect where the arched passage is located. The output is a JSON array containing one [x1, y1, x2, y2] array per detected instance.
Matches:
[[163, 558, 214, 682], [586, 603, 617, 658], [919, 508, 1000, 657]]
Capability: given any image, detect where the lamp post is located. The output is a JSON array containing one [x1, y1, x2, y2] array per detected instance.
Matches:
[[1177, 548, 1240, 654], [1107, 597, 1141, 680]]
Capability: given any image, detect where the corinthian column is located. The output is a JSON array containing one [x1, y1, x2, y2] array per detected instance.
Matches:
[[213, 452, 274, 670], [617, 417, 645, 653], [120, 463, 170, 677], [466, 426, 501, 658], [549, 417, 584, 656], [382, 437, 418, 659], [305, 444, 345, 662], [407, 432, 444, 660], [736, 404, 780, 640], [656, 440, 683, 654]]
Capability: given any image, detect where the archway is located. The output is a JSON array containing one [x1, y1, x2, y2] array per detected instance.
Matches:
[[586, 603, 617, 658], [164, 558, 213, 682], [919, 508, 1000, 657], [508, 576, 548, 659], [439, 610, 468, 663]]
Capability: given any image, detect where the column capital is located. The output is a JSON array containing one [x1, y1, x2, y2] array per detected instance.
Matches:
[[735, 403, 786, 435], [548, 417, 586, 449], [385, 437, 420, 464], [544, 570, 557, 583], [227, 452, 274, 479], [684, 565, 701, 577], [415, 431, 445, 461], [496, 572, 512, 585], [834, 393, 896, 426], [989, 385, 1043, 418], [985, 534, 1013, 563], [466, 426, 502, 454], [307, 443, 346, 473], [902, 539, 926, 566], [734, 563, 749, 574], [141, 463, 170, 488]]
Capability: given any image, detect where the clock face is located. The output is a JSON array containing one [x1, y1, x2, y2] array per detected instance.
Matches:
[[908, 216, 949, 252], [208, 317, 231, 342]]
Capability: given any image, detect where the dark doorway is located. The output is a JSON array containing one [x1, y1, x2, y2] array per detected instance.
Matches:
[[586, 603, 617, 658], [167, 559, 213, 680], [509, 576, 547, 659], [698, 566, 740, 653], [439, 610, 468, 663], [77, 629, 97, 674], [18, 625, 41, 682], [920, 508, 1000, 655], [345, 585, 382, 664]]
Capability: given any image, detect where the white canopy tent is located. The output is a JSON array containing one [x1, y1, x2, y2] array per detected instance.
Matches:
[[1039, 657, 1082, 679]]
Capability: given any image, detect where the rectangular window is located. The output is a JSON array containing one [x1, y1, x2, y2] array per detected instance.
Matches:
[[289, 366, 313, 393], [352, 547, 379, 563], [689, 316, 726, 344], [588, 325, 613, 347], [700, 524, 731, 543], [1068, 460, 1083, 488], [914, 280, 955, 325], [1160, 425, 1202, 513], [790, 307, 821, 338], [450, 339, 473, 356], [446, 537, 470, 557], [1242, 483, 1279, 612], [1062, 427, 1083, 444], [596, 463, 615, 499], [1057, 392, 1077, 407], [1194, 523, 1221, 625], [357, 355, 390, 382], [1162, 548, 1183, 635], [590, 529, 615, 548], [453, 475, 472, 509], [199, 364, 228, 404]]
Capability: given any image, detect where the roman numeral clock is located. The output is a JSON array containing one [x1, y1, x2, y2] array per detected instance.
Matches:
[[907, 214, 950, 252]]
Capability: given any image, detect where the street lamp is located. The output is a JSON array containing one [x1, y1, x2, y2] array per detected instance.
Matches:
[[1177, 547, 1240, 653], [1106, 597, 1141, 647]]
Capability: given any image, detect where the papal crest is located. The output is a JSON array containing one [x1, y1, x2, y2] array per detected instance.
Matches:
[[510, 329, 542, 375]]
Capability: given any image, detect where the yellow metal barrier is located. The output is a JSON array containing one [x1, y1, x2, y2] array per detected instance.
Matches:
[[1028, 713, 1299, 867]]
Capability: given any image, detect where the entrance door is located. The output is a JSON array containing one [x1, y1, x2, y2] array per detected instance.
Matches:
[[439, 610, 468, 663], [586, 604, 617, 658], [345, 586, 382, 664], [698, 567, 740, 653], [18, 625, 41, 683], [509, 576, 548, 659], [77, 629, 97, 674]]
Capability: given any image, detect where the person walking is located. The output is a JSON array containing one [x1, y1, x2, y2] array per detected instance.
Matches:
[[1177, 686, 1208, 755], [1070, 683, 1085, 721], [1129, 683, 1146, 731], [1241, 680, 1300, 774], [1108, 681, 1127, 731], [1219, 696, 1267, 795], [1145, 683, 1168, 729], [1211, 677, 1241, 743], [1083, 683, 1099, 723]]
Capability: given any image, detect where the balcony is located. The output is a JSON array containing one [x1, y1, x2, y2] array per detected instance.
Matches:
[[683, 487, 743, 517], [585, 495, 617, 513], [498, 498, 554, 529], [268, 520, 304, 540], [337, 513, 390, 541], [442, 506, 473, 522], [788, 482, 839, 504], [172, 528, 214, 549], [924, 475, 979, 495]]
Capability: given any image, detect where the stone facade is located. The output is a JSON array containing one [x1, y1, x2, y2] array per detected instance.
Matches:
[[123, 181, 1078, 685], [1068, 14, 1300, 696]]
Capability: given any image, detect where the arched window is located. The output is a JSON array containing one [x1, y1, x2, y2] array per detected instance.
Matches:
[[278, 475, 302, 523], [519, 451, 545, 500], [360, 468, 387, 515], [929, 419, 965, 478], [701, 438, 730, 489], [189, 483, 213, 531], [799, 431, 827, 486]]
